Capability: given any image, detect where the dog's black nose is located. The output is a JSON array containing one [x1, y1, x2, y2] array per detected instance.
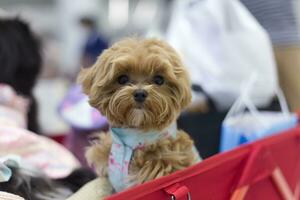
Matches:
[[133, 89, 148, 103]]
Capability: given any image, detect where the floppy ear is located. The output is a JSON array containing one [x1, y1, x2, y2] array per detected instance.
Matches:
[[77, 67, 95, 95], [179, 71, 192, 109]]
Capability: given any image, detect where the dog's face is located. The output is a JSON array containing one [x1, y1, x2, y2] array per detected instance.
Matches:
[[78, 38, 191, 130]]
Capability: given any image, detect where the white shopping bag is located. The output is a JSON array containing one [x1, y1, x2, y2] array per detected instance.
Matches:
[[220, 75, 298, 152], [166, 0, 278, 110]]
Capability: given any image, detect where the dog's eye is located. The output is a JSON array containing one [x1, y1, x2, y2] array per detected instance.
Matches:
[[117, 75, 129, 85], [153, 75, 164, 85]]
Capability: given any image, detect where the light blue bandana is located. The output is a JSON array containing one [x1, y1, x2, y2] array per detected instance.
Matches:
[[108, 123, 178, 192]]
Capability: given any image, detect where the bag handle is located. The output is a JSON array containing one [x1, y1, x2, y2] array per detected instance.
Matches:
[[224, 73, 290, 128], [224, 73, 265, 127]]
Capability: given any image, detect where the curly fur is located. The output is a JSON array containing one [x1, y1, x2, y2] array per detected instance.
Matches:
[[86, 133, 112, 177], [78, 38, 197, 189], [129, 130, 196, 184]]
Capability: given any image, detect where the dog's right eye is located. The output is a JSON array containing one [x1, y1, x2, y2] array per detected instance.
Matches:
[[117, 75, 129, 85]]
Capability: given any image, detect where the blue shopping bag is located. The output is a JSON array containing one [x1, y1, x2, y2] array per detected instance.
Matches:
[[220, 112, 298, 152], [220, 76, 298, 152]]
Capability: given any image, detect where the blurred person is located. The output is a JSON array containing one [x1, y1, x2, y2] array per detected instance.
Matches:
[[79, 16, 108, 68], [0, 84, 80, 177], [0, 17, 41, 133], [0, 17, 96, 199], [241, 0, 300, 111], [0, 83, 80, 178]]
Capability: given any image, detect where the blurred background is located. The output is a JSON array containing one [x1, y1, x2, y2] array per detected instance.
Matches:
[[1, 0, 300, 164]]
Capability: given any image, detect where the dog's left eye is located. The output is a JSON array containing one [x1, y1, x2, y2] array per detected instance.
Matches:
[[117, 75, 129, 85], [153, 75, 164, 85]]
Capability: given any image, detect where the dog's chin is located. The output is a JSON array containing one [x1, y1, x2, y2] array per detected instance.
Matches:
[[129, 108, 146, 128], [133, 103, 144, 110], [127, 102, 149, 128]]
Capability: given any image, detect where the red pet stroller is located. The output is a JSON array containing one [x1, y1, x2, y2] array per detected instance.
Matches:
[[106, 119, 300, 200]]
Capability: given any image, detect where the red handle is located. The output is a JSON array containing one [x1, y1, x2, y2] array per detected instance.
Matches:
[[164, 183, 191, 200]]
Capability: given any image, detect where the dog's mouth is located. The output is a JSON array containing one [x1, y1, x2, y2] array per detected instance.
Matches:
[[134, 104, 144, 109], [133, 102, 145, 109]]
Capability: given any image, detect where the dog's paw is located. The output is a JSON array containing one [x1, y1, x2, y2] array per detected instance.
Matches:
[[86, 133, 112, 177]]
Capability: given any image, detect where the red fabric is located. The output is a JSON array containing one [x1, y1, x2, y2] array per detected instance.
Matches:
[[236, 146, 277, 187], [105, 126, 300, 200]]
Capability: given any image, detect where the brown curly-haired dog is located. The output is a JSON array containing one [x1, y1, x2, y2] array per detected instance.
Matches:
[[78, 38, 200, 193]]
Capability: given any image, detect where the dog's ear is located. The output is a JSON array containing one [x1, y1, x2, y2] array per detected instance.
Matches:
[[179, 72, 192, 109], [77, 67, 95, 95]]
